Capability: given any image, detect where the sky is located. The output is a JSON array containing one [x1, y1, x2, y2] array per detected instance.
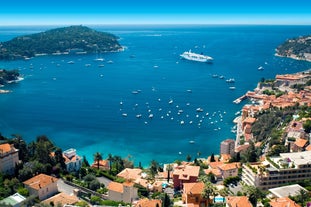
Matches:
[[0, 0, 311, 25]]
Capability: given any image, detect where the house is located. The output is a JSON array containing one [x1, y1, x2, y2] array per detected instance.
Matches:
[[269, 197, 301, 207], [204, 168, 222, 181], [23, 173, 58, 200], [42, 192, 79, 206], [0, 193, 26, 207], [91, 159, 110, 171], [63, 148, 82, 172], [117, 168, 142, 180], [291, 138, 309, 152], [117, 168, 149, 188], [226, 196, 252, 207], [0, 143, 19, 174], [107, 181, 138, 203], [173, 165, 200, 190], [182, 182, 208, 207], [135, 198, 162, 207], [218, 162, 240, 179], [152, 181, 164, 192]]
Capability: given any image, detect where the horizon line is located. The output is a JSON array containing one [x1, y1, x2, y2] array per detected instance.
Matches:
[[0, 23, 311, 27]]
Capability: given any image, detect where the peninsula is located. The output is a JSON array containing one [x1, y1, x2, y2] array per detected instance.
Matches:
[[0, 25, 123, 60], [0, 69, 20, 93], [276, 34, 311, 62]]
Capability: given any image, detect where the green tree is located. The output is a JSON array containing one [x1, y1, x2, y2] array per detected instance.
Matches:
[[296, 189, 309, 207], [150, 160, 159, 179], [242, 185, 265, 207], [54, 148, 66, 171], [89, 179, 101, 191], [166, 164, 173, 183], [11, 134, 29, 162], [162, 193, 172, 207], [107, 153, 113, 173], [210, 153, 216, 162], [303, 119, 311, 133], [93, 152, 103, 170], [198, 175, 217, 206], [186, 154, 192, 162], [34, 135, 55, 164], [82, 155, 90, 167]]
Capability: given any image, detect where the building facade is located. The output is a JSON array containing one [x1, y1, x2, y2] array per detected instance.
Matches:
[[63, 148, 82, 172], [220, 139, 235, 156], [242, 151, 311, 190], [0, 143, 19, 174], [23, 174, 58, 200]]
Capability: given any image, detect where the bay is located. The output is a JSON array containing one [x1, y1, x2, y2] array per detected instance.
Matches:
[[1, 25, 311, 166]]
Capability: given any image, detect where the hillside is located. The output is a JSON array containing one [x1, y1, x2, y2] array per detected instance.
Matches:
[[276, 35, 311, 62], [0, 25, 122, 60]]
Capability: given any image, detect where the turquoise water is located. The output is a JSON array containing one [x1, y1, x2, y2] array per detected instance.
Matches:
[[1, 25, 311, 166]]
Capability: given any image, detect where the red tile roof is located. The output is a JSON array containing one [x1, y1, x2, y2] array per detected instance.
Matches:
[[135, 198, 162, 207], [226, 196, 252, 207], [107, 181, 123, 193], [183, 182, 204, 195], [42, 192, 79, 206], [23, 174, 58, 190], [173, 165, 200, 181]]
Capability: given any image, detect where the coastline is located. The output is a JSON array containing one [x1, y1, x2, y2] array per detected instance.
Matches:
[[0, 89, 11, 94], [275, 53, 311, 62]]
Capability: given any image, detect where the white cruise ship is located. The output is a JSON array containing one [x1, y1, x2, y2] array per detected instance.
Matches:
[[180, 50, 213, 63]]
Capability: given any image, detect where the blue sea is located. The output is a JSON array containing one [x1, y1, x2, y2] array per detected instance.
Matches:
[[1, 25, 311, 167]]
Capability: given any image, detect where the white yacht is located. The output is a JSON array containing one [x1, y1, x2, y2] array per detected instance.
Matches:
[[180, 50, 213, 63]]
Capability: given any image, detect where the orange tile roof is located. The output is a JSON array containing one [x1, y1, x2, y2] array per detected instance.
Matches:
[[269, 197, 301, 207], [220, 154, 231, 162], [123, 181, 135, 187], [107, 181, 123, 193], [117, 168, 142, 181], [0, 143, 14, 154], [306, 144, 311, 151], [226, 196, 252, 207], [183, 182, 204, 195], [218, 163, 240, 171], [209, 161, 224, 169], [243, 117, 256, 124], [173, 165, 200, 180], [42, 192, 79, 206], [294, 138, 308, 148], [204, 168, 221, 177], [135, 198, 162, 207], [91, 159, 109, 168], [23, 174, 58, 190]]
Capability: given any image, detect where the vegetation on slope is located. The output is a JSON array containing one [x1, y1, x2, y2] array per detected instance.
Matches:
[[0, 25, 122, 60], [276, 35, 311, 61], [0, 69, 20, 85]]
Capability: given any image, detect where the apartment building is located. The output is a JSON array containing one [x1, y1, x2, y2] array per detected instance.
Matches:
[[242, 151, 311, 190]]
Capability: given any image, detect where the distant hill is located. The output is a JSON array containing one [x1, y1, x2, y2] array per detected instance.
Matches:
[[276, 35, 311, 62], [0, 25, 123, 60]]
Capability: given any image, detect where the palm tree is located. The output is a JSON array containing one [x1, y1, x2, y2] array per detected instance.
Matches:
[[199, 175, 217, 206], [296, 189, 309, 207], [107, 153, 113, 173], [150, 160, 159, 179], [242, 185, 265, 207], [93, 152, 102, 170]]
